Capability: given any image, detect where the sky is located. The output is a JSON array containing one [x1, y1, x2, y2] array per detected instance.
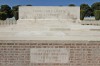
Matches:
[[0, 0, 100, 7]]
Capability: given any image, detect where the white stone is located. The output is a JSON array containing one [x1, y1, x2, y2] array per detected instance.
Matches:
[[19, 6, 80, 20], [0, 6, 100, 41]]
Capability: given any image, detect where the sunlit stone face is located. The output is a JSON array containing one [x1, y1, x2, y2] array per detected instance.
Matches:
[[0, 6, 100, 66], [19, 6, 80, 20]]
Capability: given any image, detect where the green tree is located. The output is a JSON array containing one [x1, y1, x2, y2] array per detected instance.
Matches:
[[80, 4, 92, 17], [14, 11, 18, 20], [26, 5, 32, 6], [12, 5, 20, 20], [68, 4, 76, 6], [0, 12, 7, 20], [86, 8, 93, 17], [80, 10, 86, 20], [94, 10, 100, 20], [12, 5, 20, 12], [0, 5, 13, 18], [91, 2, 100, 11], [80, 4, 90, 10]]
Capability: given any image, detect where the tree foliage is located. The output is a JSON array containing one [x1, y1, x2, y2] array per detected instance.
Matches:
[[12, 5, 20, 20], [80, 10, 86, 20], [26, 5, 32, 6], [0, 12, 7, 20], [12, 5, 20, 12], [0, 5, 13, 18], [14, 11, 18, 20], [80, 4, 90, 10], [80, 4, 92, 17], [0, 5, 11, 12], [94, 10, 100, 20], [91, 2, 100, 11], [68, 4, 76, 6]]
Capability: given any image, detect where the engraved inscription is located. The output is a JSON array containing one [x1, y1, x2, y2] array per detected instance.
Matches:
[[30, 48, 70, 63]]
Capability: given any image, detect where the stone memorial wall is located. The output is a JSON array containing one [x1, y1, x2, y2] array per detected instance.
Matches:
[[19, 6, 80, 20], [0, 6, 100, 66], [0, 40, 100, 66]]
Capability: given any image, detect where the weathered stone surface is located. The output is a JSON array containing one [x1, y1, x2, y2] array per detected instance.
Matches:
[[19, 6, 80, 20], [30, 48, 70, 63], [0, 6, 100, 66], [0, 40, 100, 66]]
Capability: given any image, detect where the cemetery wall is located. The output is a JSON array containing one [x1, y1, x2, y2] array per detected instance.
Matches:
[[0, 40, 100, 66]]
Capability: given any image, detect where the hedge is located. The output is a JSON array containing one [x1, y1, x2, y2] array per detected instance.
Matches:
[[94, 10, 100, 20]]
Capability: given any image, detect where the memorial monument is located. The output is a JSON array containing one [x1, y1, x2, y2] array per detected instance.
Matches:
[[0, 6, 100, 66]]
